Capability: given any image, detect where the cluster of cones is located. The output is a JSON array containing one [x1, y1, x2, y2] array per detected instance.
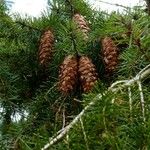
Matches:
[[38, 13, 119, 95], [58, 55, 98, 95]]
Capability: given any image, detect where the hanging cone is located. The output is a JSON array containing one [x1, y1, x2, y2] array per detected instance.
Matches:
[[38, 29, 54, 67], [78, 56, 98, 93], [73, 13, 90, 40], [101, 37, 119, 76], [58, 55, 78, 95]]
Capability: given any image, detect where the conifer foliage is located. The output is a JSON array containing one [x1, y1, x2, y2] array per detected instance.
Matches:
[[0, 0, 150, 150]]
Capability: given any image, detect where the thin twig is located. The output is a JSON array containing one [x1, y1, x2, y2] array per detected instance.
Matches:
[[80, 118, 90, 150], [109, 64, 150, 91], [102, 106, 107, 131], [64, 134, 71, 150], [96, 0, 130, 9], [110, 80, 128, 88], [128, 87, 132, 113], [41, 98, 98, 150], [137, 80, 145, 122], [41, 64, 150, 150], [49, 128, 65, 141], [62, 107, 66, 129]]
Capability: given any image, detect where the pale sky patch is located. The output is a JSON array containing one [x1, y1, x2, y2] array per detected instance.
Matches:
[[10, 0, 145, 17], [11, 0, 47, 17]]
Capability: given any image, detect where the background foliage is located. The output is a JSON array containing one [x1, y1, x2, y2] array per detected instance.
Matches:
[[0, 0, 150, 149]]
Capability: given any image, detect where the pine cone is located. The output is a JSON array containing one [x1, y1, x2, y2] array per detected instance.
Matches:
[[38, 29, 54, 67], [78, 56, 98, 93], [58, 55, 78, 95], [73, 13, 90, 40], [102, 37, 119, 76]]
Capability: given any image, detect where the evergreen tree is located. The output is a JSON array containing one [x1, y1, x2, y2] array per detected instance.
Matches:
[[0, 0, 150, 149]]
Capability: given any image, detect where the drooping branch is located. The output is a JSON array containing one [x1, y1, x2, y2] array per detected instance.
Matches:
[[109, 64, 150, 91], [41, 97, 98, 150], [41, 64, 150, 150]]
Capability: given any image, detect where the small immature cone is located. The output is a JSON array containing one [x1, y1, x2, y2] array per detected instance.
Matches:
[[38, 29, 54, 67], [78, 56, 98, 93], [102, 37, 119, 76], [73, 13, 90, 40], [58, 55, 78, 95]]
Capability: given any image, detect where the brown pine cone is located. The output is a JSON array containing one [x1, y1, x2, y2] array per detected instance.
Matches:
[[73, 13, 90, 40], [78, 56, 98, 93], [101, 37, 119, 76], [38, 29, 54, 67], [58, 55, 78, 95]]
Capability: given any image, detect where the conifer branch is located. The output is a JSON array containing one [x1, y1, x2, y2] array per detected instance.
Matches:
[[66, 0, 79, 56], [109, 64, 150, 91], [41, 98, 98, 150], [41, 64, 150, 150], [96, 0, 130, 9]]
